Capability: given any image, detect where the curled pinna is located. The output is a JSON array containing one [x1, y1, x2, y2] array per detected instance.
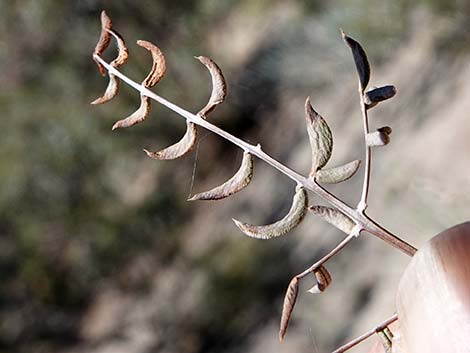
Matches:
[[233, 186, 308, 239], [144, 121, 198, 160], [189, 151, 254, 201], [91, 26, 129, 105], [195, 56, 227, 118], [112, 40, 166, 130], [307, 266, 332, 294], [92, 10, 113, 77]]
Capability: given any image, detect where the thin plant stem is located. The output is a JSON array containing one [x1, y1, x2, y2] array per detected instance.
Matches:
[[297, 228, 359, 279], [94, 55, 416, 257], [358, 84, 371, 213], [332, 313, 398, 353]]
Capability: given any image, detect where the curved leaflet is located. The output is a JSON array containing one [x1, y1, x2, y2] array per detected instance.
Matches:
[[307, 266, 332, 294], [279, 277, 299, 342], [91, 28, 129, 105], [112, 40, 166, 129], [107, 29, 129, 67], [308, 205, 355, 234], [342, 30, 370, 92], [112, 95, 151, 130], [364, 85, 396, 109], [143, 121, 198, 160], [366, 126, 392, 147], [305, 97, 333, 176], [90, 74, 120, 105], [92, 10, 113, 76], [315, 160, 361, 184], [138, 40, 166, 88], [233, 186, 308, 239], [195, 56, 227, 117], [189, 151, 254, 200]]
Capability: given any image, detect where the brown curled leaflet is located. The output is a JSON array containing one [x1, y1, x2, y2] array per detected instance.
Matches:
[[107, 29, 129, 67], [378, 126, 392, 135], [188, 151, 253, 200], [91, 28, 129, 105], [341, 30, 370, 92], [366, 126, 392, 147], [315, 160, 361, 184], [279, 277, 299, 342], [111, 41, 165, 129], [233, 186, 308, 239], [93, 10, 113, 76], [195, 56, 227, 117], [364, 85, 397, 109], [91, 75, 120, 105], [305, 97, 333, 176], [144, 121, 198, 160], [112, 95, 151, 130], [308, 206, 355, 234], [307, 265, 332, 294], [137, 40, 166, 88]]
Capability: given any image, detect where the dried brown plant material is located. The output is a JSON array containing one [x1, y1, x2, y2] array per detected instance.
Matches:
[[110, 40, 165, 129], [143, 121, 198, 160], [137, 40, 166, 88], [90, 75, 120, 105], [279, 277, 299, 342], [305, 97, 333, 176], [112, 95, 151, 130], [341, 30, 370, 92], [108, 29, 129, 67], [364, 85, 397, 109], [93, 10, 113, 76], [378, 126, 392, 135], [195, 56, 227, 117], [366, 126, 392, 147], [90, 15, 424, 351], [308, 205, 355, 234], [315, 160, 361, 184], [188, 151, 253, 200], [91, 28, 129, 105], [233, 186, 308, 239], [307, 265, 332, 294]]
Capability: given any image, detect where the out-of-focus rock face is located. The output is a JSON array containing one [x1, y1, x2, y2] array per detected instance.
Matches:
[[0, 2, 469, 353]]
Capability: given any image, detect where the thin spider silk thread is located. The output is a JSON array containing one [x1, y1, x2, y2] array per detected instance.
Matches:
[[188, 132, 209, 198], [309, 327, 320, 353]]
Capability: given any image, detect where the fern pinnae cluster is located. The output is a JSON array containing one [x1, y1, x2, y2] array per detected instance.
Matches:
[[91, 10, 416, 352]]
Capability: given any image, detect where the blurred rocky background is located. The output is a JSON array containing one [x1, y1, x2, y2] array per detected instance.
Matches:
[[0, 1, 469, 352]]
